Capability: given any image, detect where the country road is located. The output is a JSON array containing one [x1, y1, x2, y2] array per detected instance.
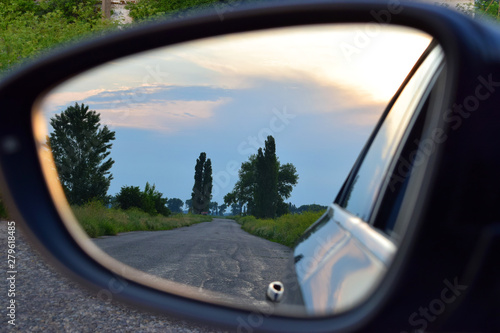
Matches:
[[93, 218, 303, 308]]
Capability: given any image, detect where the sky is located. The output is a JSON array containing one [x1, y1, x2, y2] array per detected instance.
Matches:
[[39, 24, 431, 208]]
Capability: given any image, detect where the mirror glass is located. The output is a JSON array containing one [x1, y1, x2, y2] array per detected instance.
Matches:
[[36, 24, 432, 316]]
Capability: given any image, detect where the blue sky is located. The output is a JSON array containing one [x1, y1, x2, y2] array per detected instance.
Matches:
[[40, 24, 431, 208]]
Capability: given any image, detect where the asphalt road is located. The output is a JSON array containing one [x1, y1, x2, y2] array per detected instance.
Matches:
[[93, 219, 303, 310], [0, 221, 229, 332]]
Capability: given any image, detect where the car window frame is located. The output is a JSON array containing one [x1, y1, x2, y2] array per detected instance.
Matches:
[[335, 41, 445, 229]]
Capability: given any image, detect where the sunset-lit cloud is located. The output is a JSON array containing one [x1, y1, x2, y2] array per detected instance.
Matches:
[[43, 84, 233, 132], [98, 98, 231, 131], [169, 24, 430, 102]]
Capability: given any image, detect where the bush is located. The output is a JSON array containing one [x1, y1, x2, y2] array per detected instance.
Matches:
[[143, 182, 170, 216], [116, 183, 171, 217], [116, 185, 142, 210], [0, 0, 117, 74]]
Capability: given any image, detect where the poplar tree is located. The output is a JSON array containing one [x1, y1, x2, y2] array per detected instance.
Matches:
[[191, 152, 212, 214], [202, 158, 213, 212], [254, 136, 279, 218]]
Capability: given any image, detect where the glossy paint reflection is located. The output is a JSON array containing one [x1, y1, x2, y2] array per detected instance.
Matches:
[[294, 205, 396, 314]]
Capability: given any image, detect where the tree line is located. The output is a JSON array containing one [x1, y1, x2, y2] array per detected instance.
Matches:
[[46, 103, 308, 219]]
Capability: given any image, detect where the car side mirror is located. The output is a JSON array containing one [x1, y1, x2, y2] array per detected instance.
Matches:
[[1, 2, 499, 332]]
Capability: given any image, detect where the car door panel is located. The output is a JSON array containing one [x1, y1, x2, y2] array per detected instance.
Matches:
[[294, 204, 395, 314]]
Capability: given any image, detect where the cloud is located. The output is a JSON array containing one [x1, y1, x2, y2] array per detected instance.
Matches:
[[41, 88, 107, 112], [171, 24, 430, 103], [41, 84, 233, 132], [98, 98, 231, 131]]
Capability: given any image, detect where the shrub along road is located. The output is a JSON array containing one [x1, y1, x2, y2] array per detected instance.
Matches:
[[93, 218, 304, 310]]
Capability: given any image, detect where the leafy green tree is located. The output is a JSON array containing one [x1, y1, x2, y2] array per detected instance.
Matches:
[[191, 152, 212, 214], [223, 155, 257, 213], [185, 199, 193, 211], [230, 202, 242, 216], [219, 203, 227, 216], [297, 204, 328, 213], [224, 136, 298, 218], [167, 198, 184, 213], [47, 103, 115, 205], [223, 192, 237, 209], [209, 201, 219, 215]]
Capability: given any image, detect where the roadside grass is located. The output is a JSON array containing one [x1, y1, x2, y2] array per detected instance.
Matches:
[[233, 211, 326, 247], [71, 201, 212, 238]]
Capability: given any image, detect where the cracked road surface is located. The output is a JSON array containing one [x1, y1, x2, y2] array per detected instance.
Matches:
[[93, 219, 301, 309]]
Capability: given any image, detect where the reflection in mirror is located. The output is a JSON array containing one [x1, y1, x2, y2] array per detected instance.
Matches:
[[37, 24, 432, 316]]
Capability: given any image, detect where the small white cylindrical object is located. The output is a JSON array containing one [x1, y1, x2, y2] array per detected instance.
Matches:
[[266, 281, 284, 302]]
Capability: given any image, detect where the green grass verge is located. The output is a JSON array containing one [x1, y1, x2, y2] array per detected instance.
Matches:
[[71, 201, 212, 238], [233, 211, 326, 248]]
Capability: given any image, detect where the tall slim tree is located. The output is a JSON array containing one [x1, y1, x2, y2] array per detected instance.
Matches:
[[203, 158, 213, 212], [47, 103, 115, 205], [254, 136, 279, 218], [191, 152, 205, 213], [191, 152, 212, 214]]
